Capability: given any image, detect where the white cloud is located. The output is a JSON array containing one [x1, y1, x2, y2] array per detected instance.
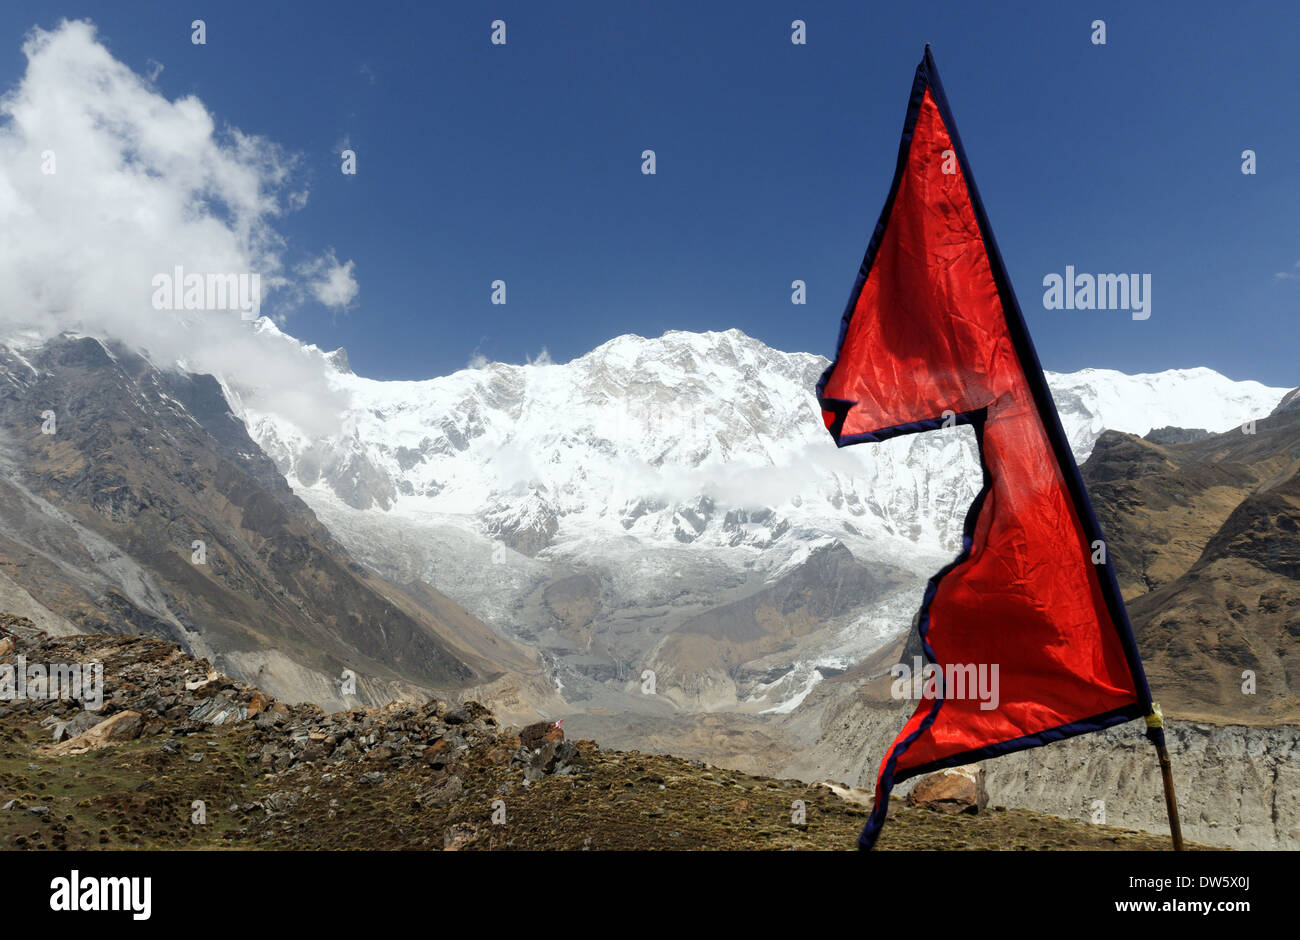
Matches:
[[0, 19, 350, 436], [302, 251, 358, 308]]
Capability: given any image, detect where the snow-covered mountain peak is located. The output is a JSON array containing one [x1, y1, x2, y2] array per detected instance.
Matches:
[[227, 325, 1291, 715], [241, 326, 1289, 566]]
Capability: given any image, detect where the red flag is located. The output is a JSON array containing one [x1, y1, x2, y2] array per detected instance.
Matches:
[[816, 47, 1154, 849]]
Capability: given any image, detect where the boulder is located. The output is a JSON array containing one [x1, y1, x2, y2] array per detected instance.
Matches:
[[185, 671, 220, 693], [300, 737, 333, 762], [443, 706, 471, 725], [49, 710, 143, 754], [51, 710, 103, 742], [520, 720, 563, 750], [246, 692, 272, 719], [907, 764, 987, 815], [422, 738, 450, 770]]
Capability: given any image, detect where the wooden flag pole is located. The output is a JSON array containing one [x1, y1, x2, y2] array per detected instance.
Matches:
[[1145, 703, 1184, 850]]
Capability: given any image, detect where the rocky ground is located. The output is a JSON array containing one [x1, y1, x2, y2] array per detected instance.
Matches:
[[0, 627, 1199, 851]]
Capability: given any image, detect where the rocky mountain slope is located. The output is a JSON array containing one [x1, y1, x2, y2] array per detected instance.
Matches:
[[0, 630, 1191, 851], [768, 639, 1300, 851], [0, 335, 547, 712], [564, 631, 1300, 850], [1081, 391, 1300, 724]]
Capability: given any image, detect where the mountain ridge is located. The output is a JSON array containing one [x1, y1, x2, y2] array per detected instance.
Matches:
[[0, 334, 546, 713], [234, 321, 1288, 717], [1082, 398, 1300, 724]]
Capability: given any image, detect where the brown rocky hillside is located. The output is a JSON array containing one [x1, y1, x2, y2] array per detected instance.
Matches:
[[1082, 389, 1300, 724], [0, 628, 1193, 851]]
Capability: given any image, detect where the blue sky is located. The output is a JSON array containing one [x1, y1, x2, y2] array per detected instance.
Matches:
[[1, 0, 1296, 386]]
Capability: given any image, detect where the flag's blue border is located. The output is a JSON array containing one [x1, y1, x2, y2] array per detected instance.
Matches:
[[814, 46, 1156, 850]]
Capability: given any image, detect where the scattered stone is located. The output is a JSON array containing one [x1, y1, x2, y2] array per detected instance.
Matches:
[[262, 791, 301, 814], [189, 698, 246, 725], [821, 780, 874, 810], [0, 633, 611, 848], [515, 737, 584, 782], [443, 706, 471, 725], [301, 737, 333, 762], [443, 822, 479, 850], [415, 774, 464, 808], [184, 671, 219, 692]]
